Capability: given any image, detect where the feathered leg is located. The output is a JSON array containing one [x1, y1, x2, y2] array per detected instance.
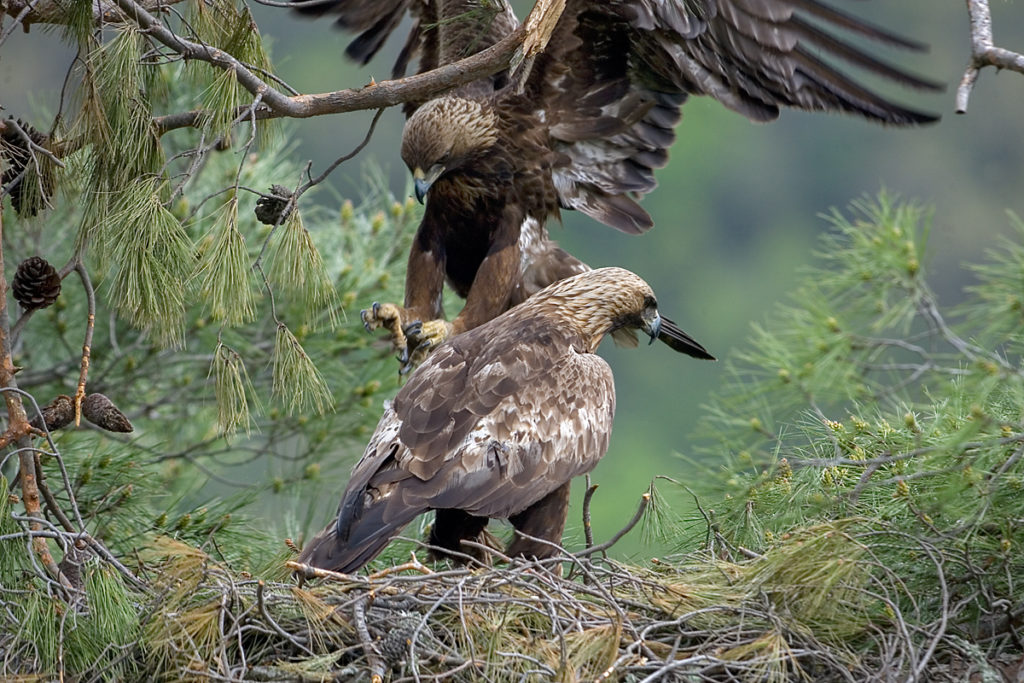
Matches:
[[506, 482, 571, 560], [427, 508, 501, 566]]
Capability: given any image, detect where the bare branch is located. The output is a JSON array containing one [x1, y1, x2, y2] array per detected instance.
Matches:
[[575, 491, 651, 558], [957, 0, 1024, 113]]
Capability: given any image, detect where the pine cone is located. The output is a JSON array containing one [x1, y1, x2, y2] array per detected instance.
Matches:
[[12, 256, 61, 310], [29, 394, 74, 432], [378, 615, 421, 664], [82, 393, 133, 433], [1, 118, 55, 216], [254, 184, 293, 226]]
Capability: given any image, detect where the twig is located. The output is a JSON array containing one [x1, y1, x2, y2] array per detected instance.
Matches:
[[256, 580, 314, 655], [296, 108, 386, 197], [957, 0, 1024, 113], [0, 0, 188, 30], [34, 453, 76, 533], [72, 261, 95, 427], [582, 474, 598, 548], [366, 553, 434, 580], [575, 492, 651, 558], [457, 539, 511, 566], [354, 596, 386, 683], [147, 24, 527, 134], [286, 560, 360, 583]]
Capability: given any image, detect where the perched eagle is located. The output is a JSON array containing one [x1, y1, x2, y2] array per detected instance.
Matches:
[[296, 0, 941, 367], [298, 267, 713, 572]]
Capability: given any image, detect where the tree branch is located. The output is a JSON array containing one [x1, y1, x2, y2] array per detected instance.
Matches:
[[72, 261, 96, 427], [957, 0, 1024, 113], [0, 194, 70, 590], [150, 25, 526, 134], [0, 0, 187, 32]]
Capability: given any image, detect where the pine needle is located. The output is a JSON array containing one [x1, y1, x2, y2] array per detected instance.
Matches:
[[0, 477, 24, 581], [66, 564, 141, 678], [80, 28, 162, 186], [198, 68, 244, 143], [211, 341, 260, 436], [223, 5, 278, 148], [194, 195, 258, 326], [268, 211, 341, 331], [272, 323, 335, 416], [102, 183, 192, 348]]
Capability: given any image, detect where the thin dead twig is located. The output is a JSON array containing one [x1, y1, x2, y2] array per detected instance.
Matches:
[[576, 491, 651, 558]]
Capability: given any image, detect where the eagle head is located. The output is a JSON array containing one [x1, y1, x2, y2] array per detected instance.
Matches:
[[527, 267, 715, 360], [401, 96, 500, 203]]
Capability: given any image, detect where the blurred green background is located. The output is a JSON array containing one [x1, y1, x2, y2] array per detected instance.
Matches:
[[3, 2, 1023, 558]]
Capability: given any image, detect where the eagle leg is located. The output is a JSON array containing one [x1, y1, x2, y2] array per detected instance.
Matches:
[[427, 509, 499, 566], [399, 318, 454, 373], [360, 301, 408, 354], [506, 482, 571, 561]]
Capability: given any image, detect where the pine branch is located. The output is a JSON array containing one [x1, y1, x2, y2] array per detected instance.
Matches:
[[0, 0, 187, 35], [140, 13, 528, 133], [0, 197, 71, 590]]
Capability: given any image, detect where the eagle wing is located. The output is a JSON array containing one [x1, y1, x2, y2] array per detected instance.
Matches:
[[293, 0, 518, 88], [525, 0, 942, 233], [299, 316, 615, 572], [390, 321, 616, 511]]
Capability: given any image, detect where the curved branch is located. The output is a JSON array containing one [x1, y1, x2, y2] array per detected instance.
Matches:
[[150, 26, 526, 134]]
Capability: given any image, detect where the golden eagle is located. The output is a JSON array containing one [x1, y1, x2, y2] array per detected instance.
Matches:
[[297, 0, 941, 367], [297, 267, 713, 572]]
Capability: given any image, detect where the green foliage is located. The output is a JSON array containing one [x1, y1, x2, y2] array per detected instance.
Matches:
[[963, 212, 1024, 348], [0, 476, 28, 580], [65, 564, 141, 678], [198, 68, 244, 143], [187, 0, 278, 147], [688, 193, 1024, 639], [267, 209, 341, 331], [194, 194, 258, 326], [272, 321, 335, 416], [211, 341, 260, 436], [100, 181, 193, 347], [77, 28, 163, 189]]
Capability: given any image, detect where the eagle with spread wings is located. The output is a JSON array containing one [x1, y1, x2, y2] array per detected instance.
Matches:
[[296, 0, 941, 368], [297, 267, 713, 572]]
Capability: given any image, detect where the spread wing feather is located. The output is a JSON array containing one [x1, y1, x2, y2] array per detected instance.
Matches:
[[525, 0, 941, 234], [292, 0, 516, 86], [295, 0, 939, 232], [297, 312, 615, 573]]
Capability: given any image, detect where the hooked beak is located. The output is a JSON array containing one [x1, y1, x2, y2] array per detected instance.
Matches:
[[412, 164, 445, 204], [642, 311, 662, 345]]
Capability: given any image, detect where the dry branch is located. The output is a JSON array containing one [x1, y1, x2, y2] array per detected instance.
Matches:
[[957, 0, 1024, 113]]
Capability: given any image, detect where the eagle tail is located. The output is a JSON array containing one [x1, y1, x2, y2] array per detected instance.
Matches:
[[297, 494, 424, 574]]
